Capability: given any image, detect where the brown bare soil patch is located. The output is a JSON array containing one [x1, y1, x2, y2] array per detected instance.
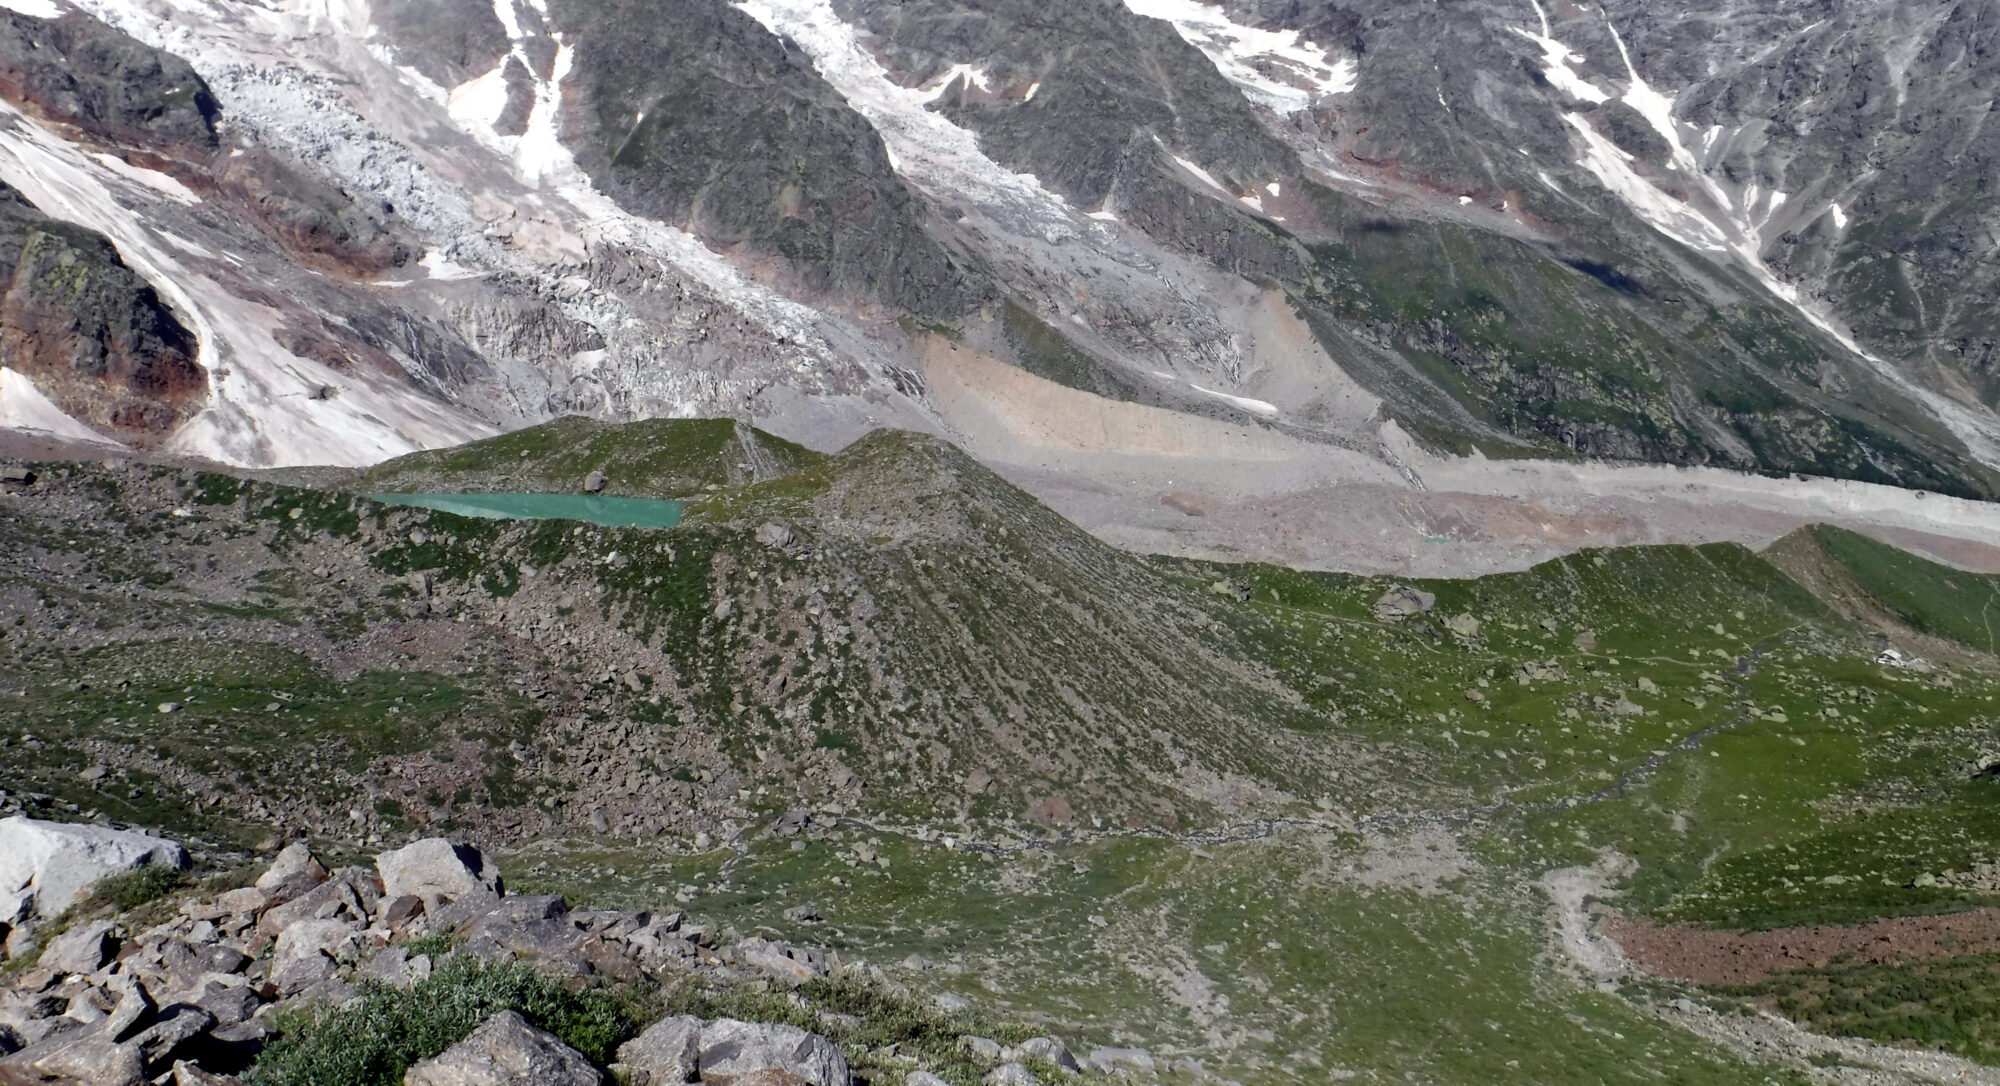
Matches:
[[1607, 908, 2000, 986]]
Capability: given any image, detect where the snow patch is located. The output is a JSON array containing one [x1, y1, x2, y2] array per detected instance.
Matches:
[[1170, 153, 1226, 193], [923, 63, 990, 100], [1564, 114, 1726, 254], [1188, 383, 1279, 417], [0, 368, 125, 447], [447, 66, 510, 132], [419, 249, 482, 280], [1829, 202, 1848, 231], [88, 152, 200, 205], [0, 0, 63, 18], [1265, 181, 1281, 197], [1120, 0, 1354, 114], [1508, 0, 1608, 105]]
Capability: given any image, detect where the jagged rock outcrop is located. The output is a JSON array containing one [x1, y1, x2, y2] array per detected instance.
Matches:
[[0, 182, 204, 437], [0, 8, 218, 157], [551, 0, 993, 321]]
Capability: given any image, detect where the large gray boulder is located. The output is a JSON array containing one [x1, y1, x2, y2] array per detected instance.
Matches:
[[698, 1018, 848, 1086], [0, 817, 187, 949], [1013, 1037, 1080, 1073], [983, 1065, 1040, 1086], [614, 1014, 699, 1085], [1372, 586, 1436, 622], [6, 1029, 146, 1086], [39, 918, 119, 975], [254, 842, 328, 904], [403, 1010, 601, 1086], [375, 839, 502, 910]]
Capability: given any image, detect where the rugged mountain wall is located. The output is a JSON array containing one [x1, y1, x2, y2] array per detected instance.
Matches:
[[0, 0, 1997, 507], [549, 0, 993, 320], [0, 7, 217, 159], [0, 180, 203, 437]]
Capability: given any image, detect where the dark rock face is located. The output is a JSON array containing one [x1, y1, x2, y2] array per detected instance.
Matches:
[[0, 9, 218, 157], [215, 149, 414, 277], [371, 0, 512, 87], [0, 182, 205, 437], [1607, 0, 2000, 402], [550, 0, 991, 320], [837, 0, 1296, 206]]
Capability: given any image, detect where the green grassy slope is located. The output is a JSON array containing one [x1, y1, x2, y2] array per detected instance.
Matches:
[[11, 419, 2000, 1079], [359, 416, 824, 498]]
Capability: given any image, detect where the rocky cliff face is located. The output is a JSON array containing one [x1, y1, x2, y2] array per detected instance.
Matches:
[[0, 181, 203, 437], [550, 0, 993, 320], [0, 8, 217, 159]]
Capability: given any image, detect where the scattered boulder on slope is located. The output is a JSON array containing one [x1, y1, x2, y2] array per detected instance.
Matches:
[[1373, 586, 1436, 621], [696, 1017, 849, 1086], [404, 1010, 603, 1086], [38, 918, 119, 975], [375, 838, 503, 911], [614, 1014, 699, 1085], [253, 842, 327, 904]]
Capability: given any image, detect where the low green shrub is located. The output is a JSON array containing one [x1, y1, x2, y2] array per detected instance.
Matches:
[[89, 864, 187, 910], [247, 956, 639, 1086]]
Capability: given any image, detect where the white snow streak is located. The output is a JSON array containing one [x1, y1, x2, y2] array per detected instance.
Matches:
[[1171, 152, 1227, 193], [1120, 0, 1354, 114], [88, 152, 200, 205], [1188, 383, 1279, 417], [444, 0, 577, 186], [1829, 203, 1849, 231], [0, 368, 125, 447], [1508, 0, 1608, 105], [732, 0, 1086, 246], [0, 0, 63, 18]]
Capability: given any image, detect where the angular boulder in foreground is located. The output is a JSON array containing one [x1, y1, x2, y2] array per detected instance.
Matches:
[[0, 816, 187, 953]]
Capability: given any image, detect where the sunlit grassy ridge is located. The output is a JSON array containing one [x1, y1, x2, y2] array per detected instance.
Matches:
[[360, 416, 824, 498]]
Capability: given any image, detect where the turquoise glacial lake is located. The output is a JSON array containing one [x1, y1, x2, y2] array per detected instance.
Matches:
[[365, 492, 685, 528]]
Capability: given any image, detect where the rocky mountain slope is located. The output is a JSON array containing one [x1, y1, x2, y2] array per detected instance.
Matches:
[[0, 0, 1994, 507]]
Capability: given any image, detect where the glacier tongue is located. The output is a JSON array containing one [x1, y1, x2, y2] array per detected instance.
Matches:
[[42, 0, 901, 461]]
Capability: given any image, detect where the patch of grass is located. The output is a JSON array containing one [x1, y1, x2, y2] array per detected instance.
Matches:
[[88, 863, 188, 910], [1799, 525, 2000, 653], [361, 416, 823, 499], [1717, 952, 2000, 1063], [248, 956, 640, 1086]]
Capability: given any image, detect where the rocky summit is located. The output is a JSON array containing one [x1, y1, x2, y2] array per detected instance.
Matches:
[[5, 0, 2000, 1083]]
